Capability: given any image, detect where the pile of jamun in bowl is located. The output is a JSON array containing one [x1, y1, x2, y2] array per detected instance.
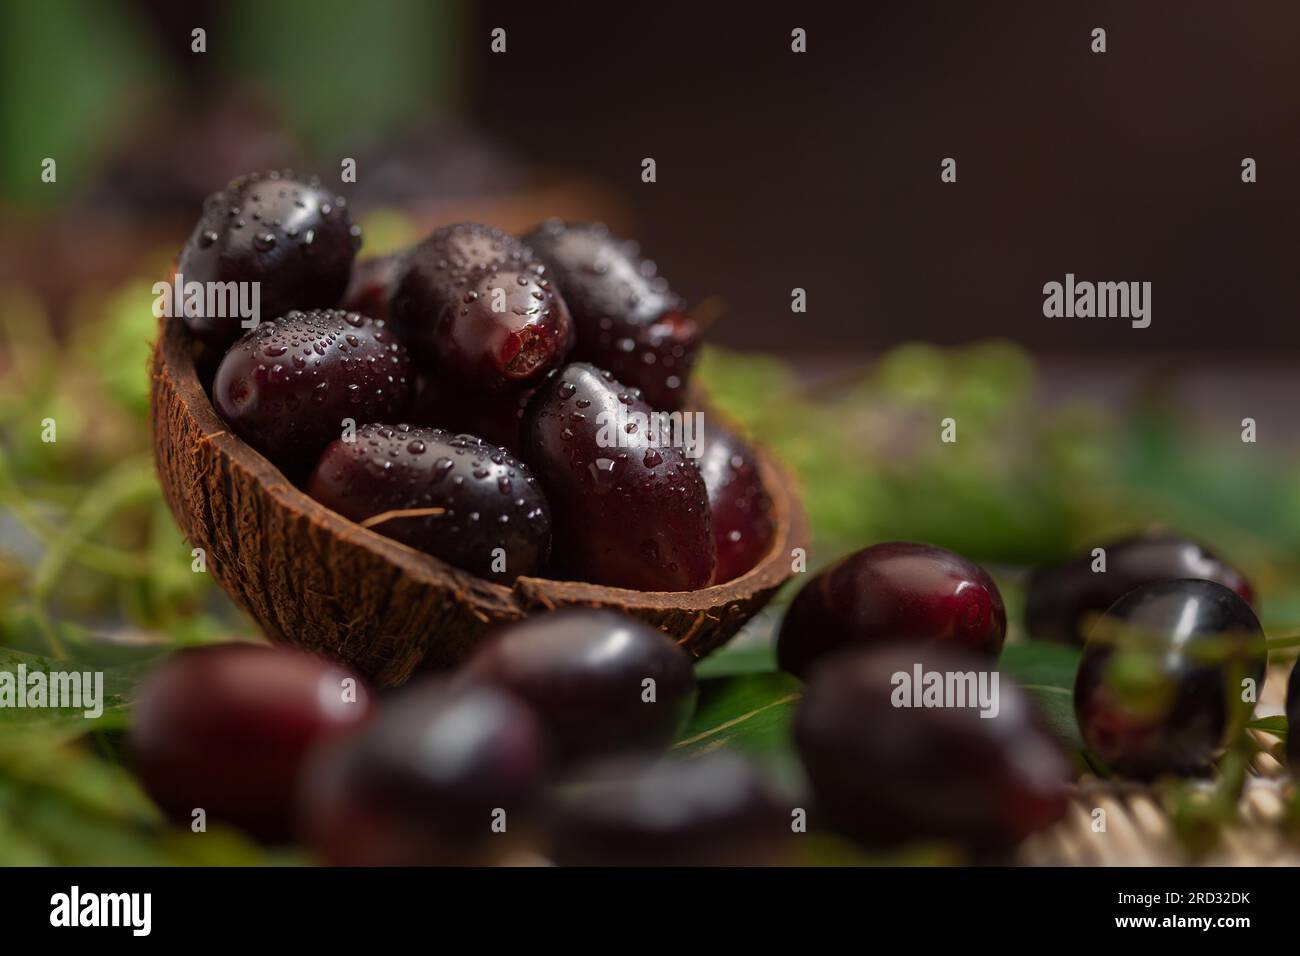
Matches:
[[150, 170, 806, 685]]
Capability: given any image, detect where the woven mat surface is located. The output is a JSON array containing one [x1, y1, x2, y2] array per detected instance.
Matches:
[[1018, 665, 1296, 866]]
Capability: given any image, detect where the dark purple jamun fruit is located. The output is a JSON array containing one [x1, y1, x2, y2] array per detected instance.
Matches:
[[548, 753, 791, 865], [176, 170, 361, 347], [461, 609, 697, 765], [131, 644, 372, 843], [523, 220, 699, 411], [298, 681, 547, 865], [1287, 663, 1299, 767], [1074, 578, 1267, 779], [777, 541, 1006, 681], [1026, 533, 1255, 646], [795, 645, 1069, 853], [306, 424, 550, 583], [391, 223, 571, 391], [409, 373, 537, 453], [340, 253, 404, 323], [213, 310, 411, 476], [520, 363, 714, 591], [698, 419, 775, 582]]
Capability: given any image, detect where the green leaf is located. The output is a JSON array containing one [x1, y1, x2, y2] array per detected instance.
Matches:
[[673, 672, 803, 785], [0, 644, 163, 735], [1000, 641, 1084, 751], [1248, 715, 1287, 739], [0, 733, 292, 866]]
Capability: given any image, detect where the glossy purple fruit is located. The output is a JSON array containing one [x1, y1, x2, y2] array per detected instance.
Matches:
[[523, 220, 699, 410], [176, 170, 360, 346], [521, 363, 714, 590], [698, 419, 774, 582], [1074, 579, 1267, 779], [1026, 533, 1255, 646], [409, 373, 537, 453], [131, 644, 372, 842], [306, 424, 550, 583], [548, 753, 791, 865], [461, 609, 696, 764], [391, 223, 571, 391], [213, 309, 411, 475], [796, 645, 1069, 852], [777, 541, 1006, 680], [298, 681, 547, 865], [340, 253, 404, 323]]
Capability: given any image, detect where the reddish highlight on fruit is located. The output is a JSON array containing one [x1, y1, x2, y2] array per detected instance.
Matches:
[[523, 220, 699, 410], [213, 309, 411, 476], [521, 362, 715, 590], [777, 541, 1006, 680], [131, 644, 373, 843]]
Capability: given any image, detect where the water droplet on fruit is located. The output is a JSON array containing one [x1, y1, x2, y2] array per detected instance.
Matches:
[[254, 232, 277, 251], [589, 457, 618, 493], [199, 230, 218, 248]]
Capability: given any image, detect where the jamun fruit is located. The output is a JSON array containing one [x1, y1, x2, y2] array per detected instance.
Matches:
[[340, 253, 404, 324], [213, 309, 411, 476], [298, 681, 546, 865], [408, 373, 537, 453], [1026, 533, 1255, 646], [177, 170, 360, 347], [523, 220, 699, 410], [391, 223, 571, 391], [697, 419, 774, 582], [777, 541, 1006, 680], [131, 644, 372, 843], [461, 609, 697, 764], [548, 753, 791, 865], [795, 645, 1069, 853], [306, 424, 550, 583], [520, 362, 714, 590], [1074, 578, 1267, 779]]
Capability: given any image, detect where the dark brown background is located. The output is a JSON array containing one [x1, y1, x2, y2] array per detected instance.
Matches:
[[469, 1, 1300, 354]]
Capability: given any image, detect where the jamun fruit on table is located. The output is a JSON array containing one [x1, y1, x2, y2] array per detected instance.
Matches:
[[777, 541, 1006, 680], [213, 309, 411, 476], [390, 223, 571, 392], [1026, 532, 1255, 646], [460, 608, 697, 765], [523, 220, 699, 411], [521, 362, 714, 590], [131, 644, 372, 843], [794, 645, 1069, 853], [547, 752, 791, 866], [306, 424, 550, 583], [1073, 578, 1267, 779], [176, 170, 360, 347], [298, 680, 547, 865]]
